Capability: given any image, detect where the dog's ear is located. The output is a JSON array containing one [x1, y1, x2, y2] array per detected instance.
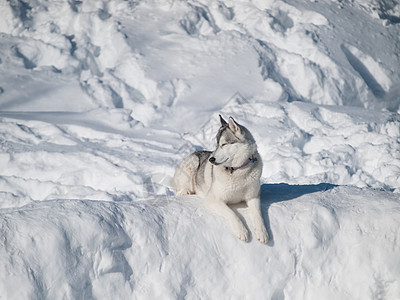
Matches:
[[219, 114, 228, 127], [229, 117, 241, 134]]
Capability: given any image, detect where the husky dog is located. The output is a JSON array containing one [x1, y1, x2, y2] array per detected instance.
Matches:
[[173, 115, 268, 243]]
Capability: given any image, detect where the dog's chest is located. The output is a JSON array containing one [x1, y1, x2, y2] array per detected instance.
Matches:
[[215, 171, 259, 204], [224, 184, 248, 204]]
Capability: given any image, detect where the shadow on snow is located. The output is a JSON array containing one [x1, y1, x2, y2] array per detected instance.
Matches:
[[259, 183, 337, 246], [261, 183, 337, 203]]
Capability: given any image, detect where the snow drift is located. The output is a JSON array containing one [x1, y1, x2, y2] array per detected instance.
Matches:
[[0, 0, 400, 299], [1, 186, 400, 299]]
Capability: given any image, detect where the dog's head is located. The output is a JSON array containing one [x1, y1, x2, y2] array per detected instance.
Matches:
[[209, 115, 257, 168]]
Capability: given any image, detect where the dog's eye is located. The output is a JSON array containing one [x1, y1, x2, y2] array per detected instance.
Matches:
[[221, 142, 235, 147]]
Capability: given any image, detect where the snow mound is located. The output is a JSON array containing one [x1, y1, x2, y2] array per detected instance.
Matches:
[[1, 186, 399, 299], [189, 95, 400, 191], [0, 109, 181, 208], [1, 0, 400, 121]]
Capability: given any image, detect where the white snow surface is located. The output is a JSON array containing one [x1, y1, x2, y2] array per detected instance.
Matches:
[[0, 0, 400, 299]]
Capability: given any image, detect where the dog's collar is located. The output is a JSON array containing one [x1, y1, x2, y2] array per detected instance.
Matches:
[[225, 155, 258, 174]]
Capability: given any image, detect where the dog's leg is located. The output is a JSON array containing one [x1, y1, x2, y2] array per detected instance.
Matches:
[[247, 198, 269, 243], [207, 201, 249, 242]]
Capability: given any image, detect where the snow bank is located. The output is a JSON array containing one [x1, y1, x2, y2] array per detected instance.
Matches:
[[1, 0, 398, 194], [1, 97, 398, 209], [189, 96, 400, 192], [1, 186, 399, 299], [0, 109, 181, 208], [1, 0, 399, 118]]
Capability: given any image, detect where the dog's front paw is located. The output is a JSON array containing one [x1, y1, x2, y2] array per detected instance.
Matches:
[[254, 225, 269, 244], [234, 224, 249, 242]]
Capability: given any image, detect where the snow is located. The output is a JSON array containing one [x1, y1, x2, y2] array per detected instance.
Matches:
[[0, 0, 399, 299]]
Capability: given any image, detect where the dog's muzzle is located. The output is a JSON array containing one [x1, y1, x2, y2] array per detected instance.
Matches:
[[208, 157, 227, 166]]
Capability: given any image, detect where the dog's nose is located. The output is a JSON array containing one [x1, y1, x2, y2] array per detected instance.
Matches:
[[209, 157, 216, 163]]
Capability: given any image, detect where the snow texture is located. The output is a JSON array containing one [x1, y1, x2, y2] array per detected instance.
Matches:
[[0, 0, 399, 299]]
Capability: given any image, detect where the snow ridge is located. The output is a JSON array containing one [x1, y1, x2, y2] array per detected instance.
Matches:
[[1, 187, 400, 299]]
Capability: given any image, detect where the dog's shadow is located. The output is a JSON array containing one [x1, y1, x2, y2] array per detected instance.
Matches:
[[261, 183, 337, 246], [231, 183, 337, 246]]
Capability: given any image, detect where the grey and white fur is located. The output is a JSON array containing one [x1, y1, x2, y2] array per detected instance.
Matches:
[[173, 115, 268, 243]]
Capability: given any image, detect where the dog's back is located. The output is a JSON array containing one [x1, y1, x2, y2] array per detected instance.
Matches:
[[172, 150, 211, 196]]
